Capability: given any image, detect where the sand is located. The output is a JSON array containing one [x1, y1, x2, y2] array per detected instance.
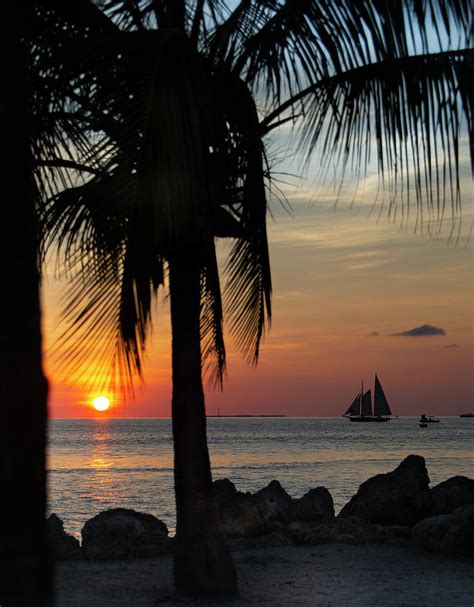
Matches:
[[56, 544, 474, 606]]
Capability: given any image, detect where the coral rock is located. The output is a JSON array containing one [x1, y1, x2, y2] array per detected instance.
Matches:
[[81, 508, 171, 560], [339, 455, 432, 526]]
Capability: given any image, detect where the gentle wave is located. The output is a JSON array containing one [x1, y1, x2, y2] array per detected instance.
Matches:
[[48, 467, 174, 474]]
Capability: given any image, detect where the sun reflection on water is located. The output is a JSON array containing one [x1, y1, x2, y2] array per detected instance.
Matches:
[[89, 421, 116, 501], [91, 456, 113, 470]]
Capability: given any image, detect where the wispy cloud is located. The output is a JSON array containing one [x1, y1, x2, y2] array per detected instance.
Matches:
[[392, 324, 446, 337], [346, 259, 389, 271], [368, 331, 380, 337], [444, 344, 460, 348]]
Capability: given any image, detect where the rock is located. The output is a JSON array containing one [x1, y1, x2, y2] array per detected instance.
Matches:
[[81, 508, 171, 560], [265, 520, 285, 533], [381, 525, 413, 547], [339, 455, 432, 526], [230, 532, 294, 551], [283, 487, 334, 523], [214, 479, 292, 538], [217, 493, 265, 538], [288, 517, 384, 546], [255, 531, 293, 548], [412, 504, 474, 557], [213, 478, 238, 502], [213, 478, 335, 538], [431, 476, 474, 515], [254, 480, 292, 522], [47, 514, 81, 560]]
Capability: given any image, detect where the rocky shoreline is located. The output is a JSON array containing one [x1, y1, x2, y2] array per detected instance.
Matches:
[[49, 454, 474, 562]]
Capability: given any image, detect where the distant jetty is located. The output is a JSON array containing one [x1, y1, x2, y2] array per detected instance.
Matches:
[[208, 414, 286, 418]]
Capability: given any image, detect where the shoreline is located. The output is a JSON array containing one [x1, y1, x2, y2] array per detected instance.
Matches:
[[50, 455, 474, 604], [56, 543, 474, 606]]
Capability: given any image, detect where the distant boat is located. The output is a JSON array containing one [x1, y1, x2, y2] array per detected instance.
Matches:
[[343, 375, 392, 422], [460, 412, 474, 418], [419, 414, 440, 423]]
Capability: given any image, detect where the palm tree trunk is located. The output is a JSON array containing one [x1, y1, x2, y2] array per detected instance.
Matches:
[[0, 7, 51, 605], [169, 253, 238, 598]]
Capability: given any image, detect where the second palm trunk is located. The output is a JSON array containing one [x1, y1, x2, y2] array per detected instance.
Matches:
[[169, 253, 238, 598]]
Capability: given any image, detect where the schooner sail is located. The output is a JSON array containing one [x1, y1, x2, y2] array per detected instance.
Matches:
[[374, 375, 391, 417], [361, 390, 372, 417], [344, 393, 361, 417], [343, 375, 392, 422]]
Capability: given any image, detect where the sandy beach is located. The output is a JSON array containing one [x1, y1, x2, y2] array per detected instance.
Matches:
[[56, 543, 474, 606]]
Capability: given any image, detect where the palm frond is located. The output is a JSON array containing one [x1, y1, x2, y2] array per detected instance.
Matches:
[[225, 229, 272, 365], [231, 0, 325, 103], [44, 171, 165, 395], [225, 0, 471, 101], [51, 250, 126, 393], [206, 1, 279, 69], [200, 244, 226, 387], [237, 0, 472, 232], [221, 76, 272, 363], [271, 50, 472, 232]]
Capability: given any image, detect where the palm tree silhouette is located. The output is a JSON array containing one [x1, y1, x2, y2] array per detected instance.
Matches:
[[0, 5, 51, 605], [36, 0, 471, 599]]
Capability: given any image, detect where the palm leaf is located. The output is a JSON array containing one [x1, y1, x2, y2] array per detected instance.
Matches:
[[200, 244, 226, 387], [220, 74, 272, 363], [263, 50, 472, 233]]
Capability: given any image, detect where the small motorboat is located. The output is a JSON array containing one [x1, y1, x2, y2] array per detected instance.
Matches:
[[419, 414, 440, 423], [460, 412, 474, 418]]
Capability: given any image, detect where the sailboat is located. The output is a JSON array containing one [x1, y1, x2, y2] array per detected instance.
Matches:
[[343, 375, 392, 422]]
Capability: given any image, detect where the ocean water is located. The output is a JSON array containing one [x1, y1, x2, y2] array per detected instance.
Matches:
[[48, 417, 473, 538]]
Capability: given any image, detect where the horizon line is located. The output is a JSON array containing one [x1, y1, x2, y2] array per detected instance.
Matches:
[[49, 415, 465, 420]]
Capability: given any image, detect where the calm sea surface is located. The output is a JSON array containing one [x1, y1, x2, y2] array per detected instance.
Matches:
[[48, 417, 473, 538]]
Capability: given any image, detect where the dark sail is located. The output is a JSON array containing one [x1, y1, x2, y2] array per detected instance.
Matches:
[[374, 375, 391, 416], [343, 393, 361, 416], [361, 390, 372, 416]]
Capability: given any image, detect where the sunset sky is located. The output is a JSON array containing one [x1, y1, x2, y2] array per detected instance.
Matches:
[[42, 133, 473, 419]]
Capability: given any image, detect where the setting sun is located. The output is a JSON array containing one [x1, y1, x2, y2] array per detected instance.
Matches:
[[92, 396, 110, 412]]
